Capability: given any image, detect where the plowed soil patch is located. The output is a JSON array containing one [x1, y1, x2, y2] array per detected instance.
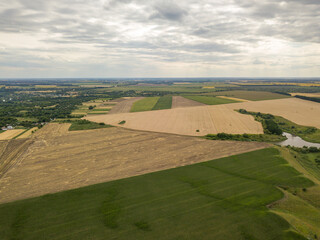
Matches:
[[172, 96, 205, 108], [108, 97, 145, 114]]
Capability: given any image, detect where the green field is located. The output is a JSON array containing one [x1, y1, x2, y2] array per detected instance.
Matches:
[[183, 95, 238, 105], [152, 96, 172, 110], [0, 148, 314, 240], [270, 148, 320, 239], [208, 90, 291, 101], [130, 97, 160, 112], [289, 150, 320, 182]]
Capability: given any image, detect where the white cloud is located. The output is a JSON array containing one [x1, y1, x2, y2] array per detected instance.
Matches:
[[0, 0, 319, 77]]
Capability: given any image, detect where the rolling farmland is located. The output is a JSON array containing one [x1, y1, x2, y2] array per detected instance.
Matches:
[[108, 97, 144, 114], [0, 123, 269, 204], [16, 127, 38, 139], [171, 96, 205, 108], [130, 97, 160, 112], [0, 148, 312, 239], [0, 79, 319, 240], [183, 95, 239, 105], [85, 105, 264, 136], [226, 98, 320, 129], [152, 96, 172, 110], [209, 90, 291, 101], [0, 130, 26, 140]]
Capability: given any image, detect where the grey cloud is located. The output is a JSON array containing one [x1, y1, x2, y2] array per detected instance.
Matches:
[[0, 0, 319, 77], [18, 0, 49, 10], [150, 1, 187, 21]]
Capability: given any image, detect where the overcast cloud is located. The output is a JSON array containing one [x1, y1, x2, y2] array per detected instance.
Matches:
[[0, 0, 319, 78]]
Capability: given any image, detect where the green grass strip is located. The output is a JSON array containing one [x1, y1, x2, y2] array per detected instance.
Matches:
[[12, 129, 30, 139], [130, 97, 160, 112], [68, 120, 113, 131], [152, 96, 172, 110]]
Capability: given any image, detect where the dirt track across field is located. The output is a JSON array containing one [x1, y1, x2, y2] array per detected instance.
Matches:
[[172, 96, 205, 108], [85, 105, 264, 136], [108, 97, 145, 114], [0, 123, 269, 203]]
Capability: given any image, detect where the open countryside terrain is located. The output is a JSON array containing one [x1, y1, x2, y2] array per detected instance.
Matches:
[[172, 96, 205, 108], [86, 97, 320, 138], [130, 97, 160, 112], [0, 148, 314, 240], [209, 90, 291, 101], [85, 105, 264, 136], [290, 93, 320, 98], [0, 123, 269, 204], [226, 98, 320, 129], [108, 97, 144, 114], [0, 79, 320, 240], [0, 129, 26, 140], [182, 95, 239, 105]]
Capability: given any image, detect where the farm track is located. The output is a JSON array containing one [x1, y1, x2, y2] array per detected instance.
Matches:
[[108, 97, 145, 114], [0, 123, 269, 203]]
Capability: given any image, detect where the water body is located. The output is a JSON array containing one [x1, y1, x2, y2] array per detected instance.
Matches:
[[278, 132, 320, 148]]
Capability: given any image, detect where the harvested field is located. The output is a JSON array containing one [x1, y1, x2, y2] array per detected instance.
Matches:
[[16, 127, 38, 139], [0, 129, 25, 140], [226, 98, 320, 129], [85, 105, 263, 136], [0, 139, 32, 178], [290, 93, 320, 98], [172, 96, 205, 108], [0, 123, 269, 203], [108, 97, 144, 114]]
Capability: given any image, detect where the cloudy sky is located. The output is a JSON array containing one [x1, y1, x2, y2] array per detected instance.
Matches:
[[0, 0, 319, 78]]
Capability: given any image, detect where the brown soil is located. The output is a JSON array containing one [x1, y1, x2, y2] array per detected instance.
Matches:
[[0, 123, 269, 203], [172, 96, 205, 108], [108, 97, 145, 114]]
